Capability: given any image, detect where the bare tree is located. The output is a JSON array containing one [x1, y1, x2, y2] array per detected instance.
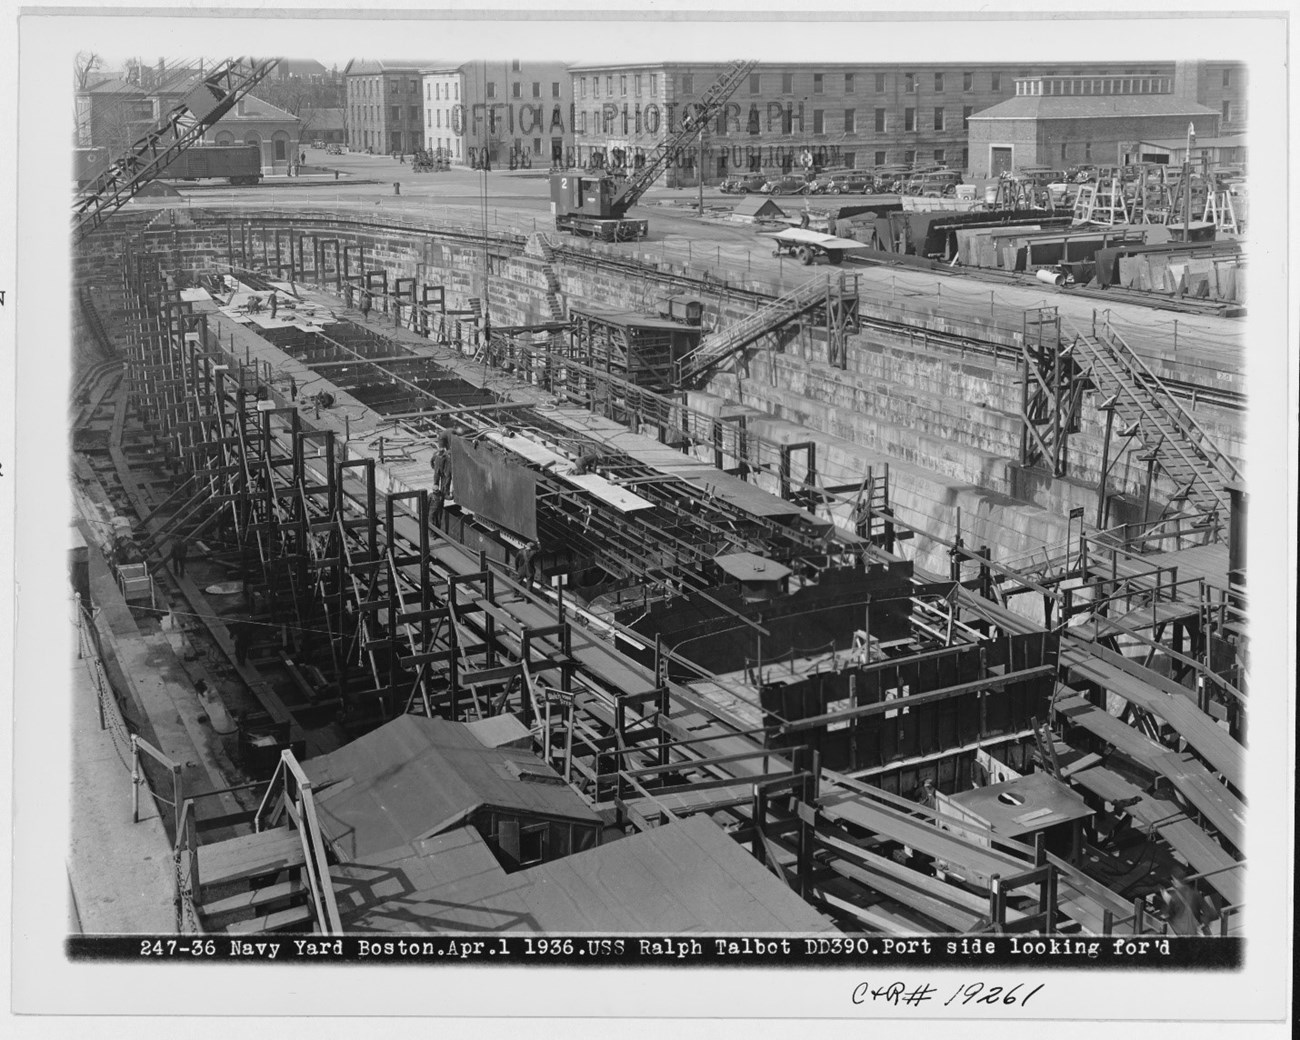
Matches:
[[74, 51, 102, 90]]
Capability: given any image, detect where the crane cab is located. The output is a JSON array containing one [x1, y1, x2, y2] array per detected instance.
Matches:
[[550, 171, 648, 241]]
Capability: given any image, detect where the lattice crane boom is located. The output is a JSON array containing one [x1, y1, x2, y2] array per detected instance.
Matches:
[[73, 57, 281, 241], [609, 59, 757, 217]]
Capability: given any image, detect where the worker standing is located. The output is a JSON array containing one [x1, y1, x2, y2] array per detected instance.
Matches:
[[169, 537, 188, 577]]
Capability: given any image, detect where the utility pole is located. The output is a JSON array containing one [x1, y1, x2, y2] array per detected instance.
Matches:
[[698, 125, 706, 217]]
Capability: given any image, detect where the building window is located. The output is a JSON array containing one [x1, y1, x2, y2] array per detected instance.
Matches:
[[454, 83, 459, 101], [534, 137, 541, 154], [390, 106, 399, 122], [813, 73, 824, 94], [904, 149, 916, 165], [874, 108, 886, 132], [410, 105, 418, 122], [844, 108, 856, 133], [620, 75, 627, 96], [649, 74, 656, 92], [436, 110, 441, 128], [410, 79, 417, 92], [844, 73, 854, 93], [425, 83, 430, 100], [487, 81, 496, 99], [552, 82, 560, 98], [874, 72, 886, 92], [960, 147, 968, 168], [1061, 142, 1067, 161], [1222, 68, 1231, 88], [842, 151, 855, 168], [934, 72, 944, 92], [933, 107, 944, 131], [580, 77, 587, 98], [963, 72, 973, 92], [991, 72, 1001, 91], [905, 73, 915, 93], [875, 150, 887, 166], [511, 60, 521, 73], [962, 105, 972, 130], [581, 111, 587, 133], [1084, 142, 1092, 160], [782, 72, 794, 93], [904, 108, 915, 132], [606, 75, 613, 94], [813, 110, 824, 134], [934, 149, 945, 163], [512, 82, 521, 99], [746, 73, 759, 95], [532, 81, 540, 98], [1222, 100, 1232, 122]]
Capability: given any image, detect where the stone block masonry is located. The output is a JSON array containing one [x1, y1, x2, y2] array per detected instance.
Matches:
[[73, 206, 1243, 573]]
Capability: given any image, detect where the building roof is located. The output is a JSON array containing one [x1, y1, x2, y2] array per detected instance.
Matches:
[[344, 59, 436, 76], [217, 95, 301, 124], [341, 816, 841, 934], [970, 94, 1219, 122], [732, 196, 787, 219], [302, 715, 600, 859], [275, 58, 329, 78]]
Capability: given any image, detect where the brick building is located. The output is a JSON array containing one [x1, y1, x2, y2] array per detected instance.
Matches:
[[422, 61, 572, 168], [566, 61, 1165, 187], [205, 95, 303, 175], [564, 60, 1245, 187], [967, 73, 1220, 177], [344, 60, 429, 154]]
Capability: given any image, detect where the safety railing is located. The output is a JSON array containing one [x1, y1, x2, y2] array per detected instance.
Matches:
[[253, 750, 343, 935]]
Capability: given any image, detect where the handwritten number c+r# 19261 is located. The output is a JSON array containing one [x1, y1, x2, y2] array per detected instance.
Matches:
[[852, 981, 1045, 1008]]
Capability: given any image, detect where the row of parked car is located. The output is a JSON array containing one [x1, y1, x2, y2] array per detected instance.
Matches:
[[720, 167, 966, 197]]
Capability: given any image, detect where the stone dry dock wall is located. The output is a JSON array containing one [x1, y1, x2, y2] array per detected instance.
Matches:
[[73, 205, 1241, 578]]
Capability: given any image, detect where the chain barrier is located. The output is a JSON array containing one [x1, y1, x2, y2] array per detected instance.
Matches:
[[75, 603, 136, 771]]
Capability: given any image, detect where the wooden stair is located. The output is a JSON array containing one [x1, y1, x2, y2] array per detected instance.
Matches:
[[196, 827, 317, 933]]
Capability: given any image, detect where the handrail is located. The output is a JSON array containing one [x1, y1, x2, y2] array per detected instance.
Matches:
[[280, 752, 344, 935], [1099, 318, 1242, 485], [174, 797, 203, 933], [131, 733, 183, 835]]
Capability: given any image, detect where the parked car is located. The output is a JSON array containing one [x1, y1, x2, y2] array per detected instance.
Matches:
[[326, 143, 344, 156], [904, 170, 964, 197], [810, 169, 874, 194], [312, 140, 325, 150], [872, 166, 912, 193], [763, 173, 813, 195], [1015, 167, 1068, 188], [1069, 164, 1098, 183], [720, 172, 768, 194]]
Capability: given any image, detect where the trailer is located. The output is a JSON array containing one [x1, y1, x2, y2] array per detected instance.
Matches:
[[765, 227, 871, 265]]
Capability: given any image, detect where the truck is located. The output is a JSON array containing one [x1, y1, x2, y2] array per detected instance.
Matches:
[[76, 144, 263, 188], [550, 60, 757, 241]]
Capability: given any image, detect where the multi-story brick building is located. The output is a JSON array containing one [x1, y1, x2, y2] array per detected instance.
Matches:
[[422, 61, 572, 168], [967, 72, 1220, 177], [564, 60, 1244, 187], [344, 60, 429, 154]]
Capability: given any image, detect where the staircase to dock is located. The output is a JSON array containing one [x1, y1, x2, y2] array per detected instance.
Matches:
[[676, 275, 852, 384], [1068, 316, 1240, 520], [195, 827, 315, 933]]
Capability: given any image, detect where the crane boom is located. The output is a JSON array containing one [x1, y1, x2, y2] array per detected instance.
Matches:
[[73, 57, 280, 241], [610, 59, 757, 217]]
